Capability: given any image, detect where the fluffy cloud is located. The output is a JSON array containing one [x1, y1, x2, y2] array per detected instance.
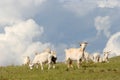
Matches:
[[104, 32, 120, 57], [0, 19, 53, 66], [0, 0, 53, 66], [94, 16, 111, 38]]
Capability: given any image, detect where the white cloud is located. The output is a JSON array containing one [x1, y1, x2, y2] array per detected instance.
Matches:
[[94, 16, 111, 38], [0, 0, 47, 25], [0, 19, 52, 66], [104, 32, 120, 57], [60, 0, 120, 16], [97, 0, 120, 8], [0, 0, 53, 66]]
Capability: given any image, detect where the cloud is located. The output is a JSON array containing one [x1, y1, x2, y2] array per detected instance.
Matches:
[[61, 0, 97, 16], [0, 0, 55, 66], [94, 16, 111, 38], [97, 0, 120, 8], [0, 19, 52, 66], [104, 32, 120, 57], [60, 0, 120, 16], [1, 0, 120, 66], [0, 0, 47, 25], [0, 0, 63, 66]]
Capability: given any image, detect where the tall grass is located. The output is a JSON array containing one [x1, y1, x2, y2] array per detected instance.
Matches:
[[0, 56, 120, 80]]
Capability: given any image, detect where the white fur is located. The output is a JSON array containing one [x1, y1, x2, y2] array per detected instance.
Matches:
[[29, 49, 57, 70], [65, 42, 88, 68], [102, 51, 110, 63], [83, 51, 93, 62], [92, 52, 101, 63], [23, 56, 30, 65]]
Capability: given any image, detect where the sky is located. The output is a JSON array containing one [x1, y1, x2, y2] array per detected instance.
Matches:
[[0, 0, 120, 66]]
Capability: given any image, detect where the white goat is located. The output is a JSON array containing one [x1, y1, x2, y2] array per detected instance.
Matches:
[[102, 51, 110, 63], [83, 51, 93, 62], [92, 52, 101, 63], [23, 56, 30, 65], [29, 48, 57, 70], [65, 42, 88, 68]]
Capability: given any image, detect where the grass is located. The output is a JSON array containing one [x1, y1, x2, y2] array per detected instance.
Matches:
[[0, 56, 120, 80]]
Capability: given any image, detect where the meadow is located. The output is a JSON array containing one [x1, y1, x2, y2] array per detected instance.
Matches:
[[0, 56, 120, 80]]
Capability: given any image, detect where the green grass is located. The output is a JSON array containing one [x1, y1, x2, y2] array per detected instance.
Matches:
[[0, 56, 120, 80]]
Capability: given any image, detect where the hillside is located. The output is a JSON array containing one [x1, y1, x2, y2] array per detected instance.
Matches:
[[0, 56, 120, 80]]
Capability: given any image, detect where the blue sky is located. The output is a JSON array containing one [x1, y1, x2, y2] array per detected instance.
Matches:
[[0, 0, 120, 66]]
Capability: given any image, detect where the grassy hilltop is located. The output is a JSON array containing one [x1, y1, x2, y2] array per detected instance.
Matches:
[[0, 56, 120, 80]]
